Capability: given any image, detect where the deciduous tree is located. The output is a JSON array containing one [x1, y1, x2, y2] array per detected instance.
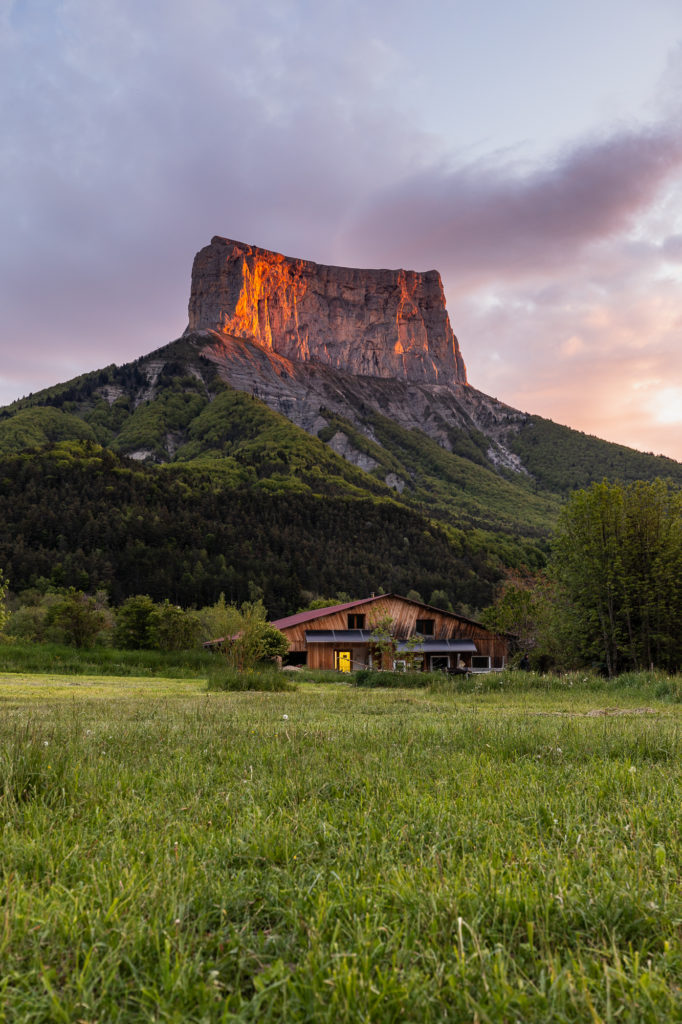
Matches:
[[550, 480, 682, 674]]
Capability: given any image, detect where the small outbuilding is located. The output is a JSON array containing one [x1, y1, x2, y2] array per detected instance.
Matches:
[[271, 593, 507, 673]]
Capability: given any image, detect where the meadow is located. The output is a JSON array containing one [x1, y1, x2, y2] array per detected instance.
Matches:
[[1, 670, 682, 1021]]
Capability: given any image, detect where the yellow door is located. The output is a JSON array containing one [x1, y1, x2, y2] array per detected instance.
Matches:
[[337, 650, 352, 673]]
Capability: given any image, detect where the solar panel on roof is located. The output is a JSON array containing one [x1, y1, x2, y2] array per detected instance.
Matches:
[[305, 630, 372, 642]]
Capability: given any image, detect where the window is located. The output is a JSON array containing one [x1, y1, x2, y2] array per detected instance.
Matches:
[[415, 619, 434, 636], [348, 613, 365, 629], [471, 655, 491, 671], [431, 655, 450, 671]]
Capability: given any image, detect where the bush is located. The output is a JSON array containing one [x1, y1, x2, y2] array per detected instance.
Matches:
[[206, 665, 296, 692], [354, 669, 431, 688]]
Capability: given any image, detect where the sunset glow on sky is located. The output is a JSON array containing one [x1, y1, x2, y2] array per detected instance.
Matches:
[[2, 0, 682, 459]]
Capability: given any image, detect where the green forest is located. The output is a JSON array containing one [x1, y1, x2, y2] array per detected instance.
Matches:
[[0, 442, 511, 617], [1, 338, 681, 660]]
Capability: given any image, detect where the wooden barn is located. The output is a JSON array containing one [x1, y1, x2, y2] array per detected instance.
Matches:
[[271, 593, 508, 673]]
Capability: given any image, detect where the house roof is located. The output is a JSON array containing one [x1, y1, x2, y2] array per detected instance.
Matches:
[[272, 593, 487, 631], [396, 639, 477, 653], [271, 595, 384, 630]]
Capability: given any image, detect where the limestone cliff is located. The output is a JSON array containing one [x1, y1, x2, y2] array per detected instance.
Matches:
[[186, 236, 467, 386]]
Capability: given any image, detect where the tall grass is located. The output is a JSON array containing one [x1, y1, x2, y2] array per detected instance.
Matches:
[[1, 680, 682, 1020], [0, 640, 221, 677], [206, 664, 296, 691]]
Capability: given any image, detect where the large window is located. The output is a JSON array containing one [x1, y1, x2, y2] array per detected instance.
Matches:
[[431, 655, 449, 671], [415, 618, 435, 636], [471, 655, 491, 671], [348, 614, 365, 629]]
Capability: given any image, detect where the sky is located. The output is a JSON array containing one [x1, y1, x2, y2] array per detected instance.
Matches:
[[2, 0, 682, 460]]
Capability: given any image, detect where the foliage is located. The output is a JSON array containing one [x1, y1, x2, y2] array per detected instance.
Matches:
[[45, 587, 112, 648], [0, 405, 98, 453], [509, 414, 682, 494], [428, 588, 453, 611], [367, 614, 399, 668], [113, 594, 159, 650], [205, 665, 296, 691], [296, 591, 353, 612], [0, 568, 8, 635], [154, 600, 202, 651], [216, 600, 289, 669], [550, 479, 682, 674], [197, 592, 243, 643], [5, 590, 62, 642], [355, 668, 431, 688], [0, 640, 220, 677], [4, 340, 682, 629], [480, 570, 571, 669], [0, 445, 505, 614]]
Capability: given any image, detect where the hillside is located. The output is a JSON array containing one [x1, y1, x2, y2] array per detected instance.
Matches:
[[1, 237, 680, 614]]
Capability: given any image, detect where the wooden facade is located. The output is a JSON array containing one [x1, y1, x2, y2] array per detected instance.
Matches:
[[272, 594, 508, 673]]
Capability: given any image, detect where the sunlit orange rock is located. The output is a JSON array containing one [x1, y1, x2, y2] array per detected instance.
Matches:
[[186, 236, 467, 385]]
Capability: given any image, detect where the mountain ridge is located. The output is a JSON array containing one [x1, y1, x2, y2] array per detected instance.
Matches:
[[1, 238, 681, 612]]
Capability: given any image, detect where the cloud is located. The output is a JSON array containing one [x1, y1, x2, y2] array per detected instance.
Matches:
[[0, 0, 433, 400], [1, 0, 682, 464], [339, 122, 682, 284]]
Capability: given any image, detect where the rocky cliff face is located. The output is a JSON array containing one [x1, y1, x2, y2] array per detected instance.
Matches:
[[186, 236, 467, 386]]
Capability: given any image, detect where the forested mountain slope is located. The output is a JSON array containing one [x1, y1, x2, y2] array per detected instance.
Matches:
[[1, 331, 681, 613]]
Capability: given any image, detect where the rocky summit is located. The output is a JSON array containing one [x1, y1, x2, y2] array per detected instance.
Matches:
[[186, 236, 467, 386]]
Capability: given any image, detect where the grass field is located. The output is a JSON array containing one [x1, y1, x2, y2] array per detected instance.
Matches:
[[1, 671, 682, 1021]]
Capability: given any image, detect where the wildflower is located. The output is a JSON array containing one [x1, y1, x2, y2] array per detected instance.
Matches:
[[43, 741, 49, 747], [629, 766, 637, 774], [282, 714, 289, 720]]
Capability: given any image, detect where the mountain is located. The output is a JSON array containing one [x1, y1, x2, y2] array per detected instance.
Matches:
[[187, 236, 467, 384], [1, 237, 681, 613]]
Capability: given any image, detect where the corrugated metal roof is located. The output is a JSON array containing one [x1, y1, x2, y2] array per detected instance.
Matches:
[[272, 593, 491, 632], [272, 595, 383, 630]]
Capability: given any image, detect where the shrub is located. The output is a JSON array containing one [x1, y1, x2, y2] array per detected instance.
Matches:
[[206, 665, 296, 692], [354, 669, 431, 688]]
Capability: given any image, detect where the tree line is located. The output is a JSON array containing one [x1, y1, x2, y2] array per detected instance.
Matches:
[[484, 479, 682, 674], [0, 443, 502, 617]]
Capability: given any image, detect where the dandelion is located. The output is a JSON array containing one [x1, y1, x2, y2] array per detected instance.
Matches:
[[629, 766, 637, 774], [43, 741, 49, 747], [282, 714, 289, 721]]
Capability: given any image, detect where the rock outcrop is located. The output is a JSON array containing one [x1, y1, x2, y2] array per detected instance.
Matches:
[[186, 236, 467, 386]]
